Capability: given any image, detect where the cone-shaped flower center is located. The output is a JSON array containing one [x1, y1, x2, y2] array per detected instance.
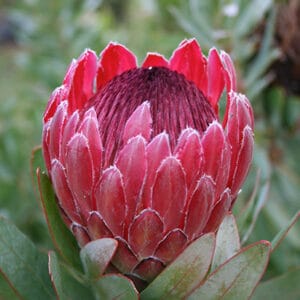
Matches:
[[85, 66, 217, 164]]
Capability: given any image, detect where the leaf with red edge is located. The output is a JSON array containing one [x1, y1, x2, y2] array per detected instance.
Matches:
[[0, 273, 17, 300], [211, 213, 240, 271], [252, 268, 300, 300], [152, 156, 187, 231], [0, 217, 55, 300], [141, 233, 215, 300], [80, 238, 118, 279], [31, 146, 45, 200], [48, 251, 93, 300], [241, 181, 270, 244], [94, 274, 139, 300], [271, 210, 300, 252], [37, 169, 82, 271], [142, 53, 169, 68], [188, 241, 271, 300]]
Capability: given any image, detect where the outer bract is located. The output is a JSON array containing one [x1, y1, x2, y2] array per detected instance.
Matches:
[[42, 39, 254, 283]]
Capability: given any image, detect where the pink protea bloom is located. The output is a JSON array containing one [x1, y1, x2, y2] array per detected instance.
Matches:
[[42, 39, 254, 283]]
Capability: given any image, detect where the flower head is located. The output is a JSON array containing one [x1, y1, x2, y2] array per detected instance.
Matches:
[[42, 39, 254, 283]]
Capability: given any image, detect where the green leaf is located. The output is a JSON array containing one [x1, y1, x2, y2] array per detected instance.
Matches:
[[31, 146, 44, 199], [0, 270, 19, 300], [170, 6, 213, 49], [252, 268, 300, 300], [211, 213, 240, 271], [234, 0, 273, 37], [37, 169, 82, 271], [94, 274, 139, 300], [0, 217, 55, 300], [241, 181, 270, 244], [48, 251, 94, 300], [247, 73, 275, 100], [80, 238, 118, 279], [187, 241, 271, 300], [236, 169, 261, 230], [48, 251, 65, 300], [141, 233, 215, 300], [188, 0, 214, 43], [271, 211, 300, 252], [245, 7, 279, 89]]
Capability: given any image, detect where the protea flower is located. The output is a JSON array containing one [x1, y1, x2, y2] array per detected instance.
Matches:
[[42, 39, 254, 284]]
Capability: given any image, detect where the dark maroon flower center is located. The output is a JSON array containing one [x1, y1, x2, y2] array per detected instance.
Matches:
[[85, 67, 217, 165]]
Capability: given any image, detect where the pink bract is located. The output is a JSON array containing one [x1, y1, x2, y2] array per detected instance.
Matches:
[[42, 39, 254, 283]]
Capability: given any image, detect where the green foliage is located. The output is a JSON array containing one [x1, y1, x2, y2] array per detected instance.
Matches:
[[211, 213, 240, 271], [80, 238, 118, 279], [94, 274, 139, 300], [187, 241, 271, 300], [0, 217, 55, 300], [141, 233, 215, 299], [37, 169, 82, 271], [271, 211, 300, 251], [48, 251, 94, 300], [252, 268, 300, 300]]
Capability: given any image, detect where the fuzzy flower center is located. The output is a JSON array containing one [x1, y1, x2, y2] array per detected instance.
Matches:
[[85, 66, 217, 165]]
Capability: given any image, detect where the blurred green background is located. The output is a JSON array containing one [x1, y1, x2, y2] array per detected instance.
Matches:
[[0, 0, 299, 296]]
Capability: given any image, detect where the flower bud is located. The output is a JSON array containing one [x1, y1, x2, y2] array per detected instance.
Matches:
[[42, 39, 254, 283]]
